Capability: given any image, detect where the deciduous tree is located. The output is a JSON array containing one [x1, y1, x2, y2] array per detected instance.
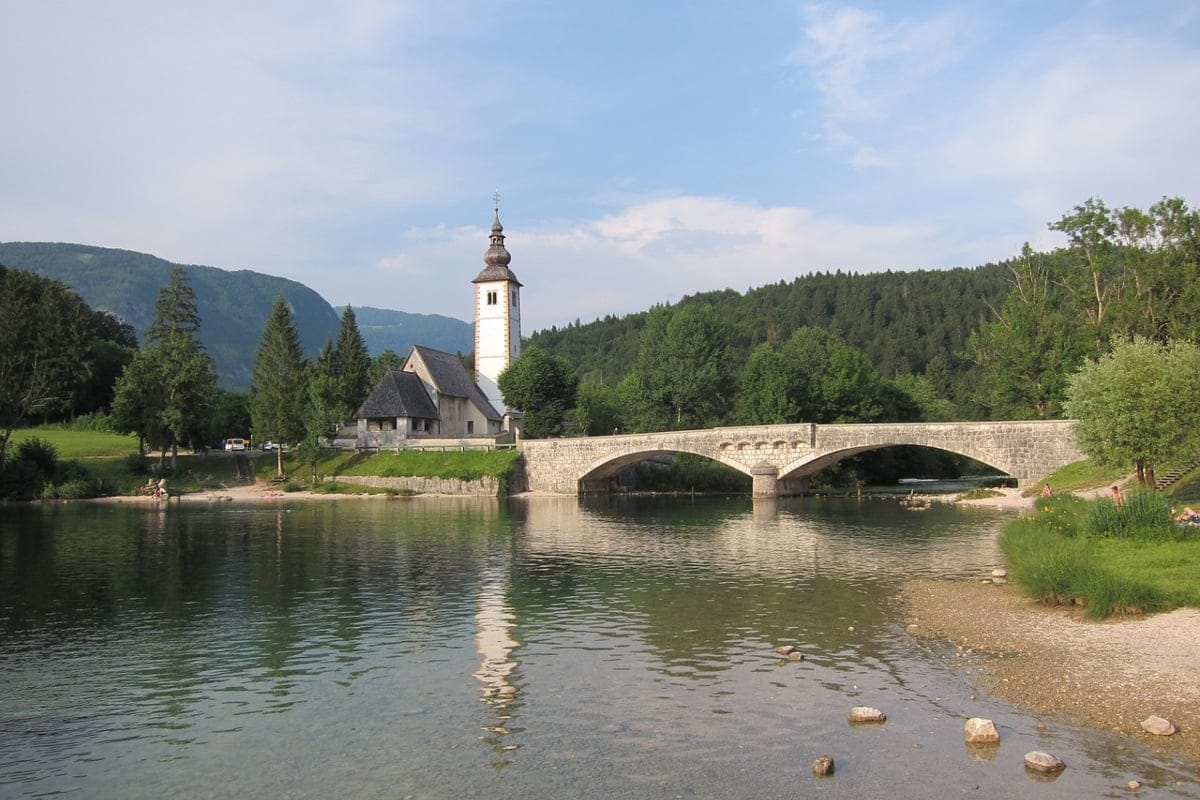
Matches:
[[1064, 337, 1200, 487], [112, 267, 217, 469], [622, 305, 735, 430], [498, 344, 578, 438]]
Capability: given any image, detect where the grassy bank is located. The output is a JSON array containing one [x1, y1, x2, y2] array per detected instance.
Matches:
[[5, 428, 522, 498], [257, 448, 521, 484], [1001, 489, 1200, 618]]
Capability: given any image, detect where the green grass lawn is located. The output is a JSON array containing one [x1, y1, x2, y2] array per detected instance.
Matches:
[[1031, 458, 1128, 495], [1001, 487, 1200, 618], [257, 448, 521, 483], [11, 428, 141, 459]]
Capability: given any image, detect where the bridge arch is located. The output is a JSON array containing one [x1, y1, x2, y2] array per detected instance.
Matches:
[[576, 447, 753, 493], [518, 420, 1082, 496]]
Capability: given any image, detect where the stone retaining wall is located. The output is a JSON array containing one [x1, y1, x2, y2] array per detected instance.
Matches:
[[334, 475, 503, 496]]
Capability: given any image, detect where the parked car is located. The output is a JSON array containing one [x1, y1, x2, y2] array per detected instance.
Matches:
[[261, 441, 277, 451], [224, 438, 246, 452]]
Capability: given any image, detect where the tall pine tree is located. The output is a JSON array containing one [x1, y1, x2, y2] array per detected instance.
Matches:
[[251, 296, 307, 477], [334, 306, 372, 420]]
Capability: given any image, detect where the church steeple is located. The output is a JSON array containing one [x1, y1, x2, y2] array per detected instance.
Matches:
[[473, 194, 522, 420], [475, 198, 521, 285]]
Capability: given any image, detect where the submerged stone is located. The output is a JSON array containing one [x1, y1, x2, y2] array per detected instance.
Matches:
[[848, 706, 886, 723], [1024, 751, 1065, 773], [812, 755, 835, 776], [964, 717, 1000, 743]]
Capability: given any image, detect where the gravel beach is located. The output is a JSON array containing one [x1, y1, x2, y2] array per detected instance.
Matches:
[[902, 577, 1200, 764]]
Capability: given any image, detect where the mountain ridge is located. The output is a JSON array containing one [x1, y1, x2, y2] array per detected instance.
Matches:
[[0, 242, 470, 389]]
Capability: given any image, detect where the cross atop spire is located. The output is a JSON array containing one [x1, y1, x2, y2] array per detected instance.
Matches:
[[493, 189, 500, 214]]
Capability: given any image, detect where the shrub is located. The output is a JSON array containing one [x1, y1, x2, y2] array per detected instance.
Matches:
[[1001, 522, 1094, 605], [15, 438, 59, 476], [1086, 489, 1176, 541], [1076, 569, 1164, 617], [43, 478, 100, 500], [1, 438, 61, 500], [123, 452, 149, 474], [1032, 493, 1087, 538], [65, 412, 117, 432]]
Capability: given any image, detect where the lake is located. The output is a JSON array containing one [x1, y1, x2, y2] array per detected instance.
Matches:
[[1, 496, 1197, 798]]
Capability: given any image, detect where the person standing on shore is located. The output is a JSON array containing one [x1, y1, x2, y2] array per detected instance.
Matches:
[[1110, 484, 1123, 507]]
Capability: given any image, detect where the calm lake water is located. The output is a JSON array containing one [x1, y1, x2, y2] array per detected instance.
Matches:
[[1, 496, 1197, 799]]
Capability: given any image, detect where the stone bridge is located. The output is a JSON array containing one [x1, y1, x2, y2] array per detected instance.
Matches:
[[518, 420, 1081, 497]]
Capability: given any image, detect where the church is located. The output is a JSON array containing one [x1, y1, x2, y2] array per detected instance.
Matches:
[[351, 208, 522, 450]]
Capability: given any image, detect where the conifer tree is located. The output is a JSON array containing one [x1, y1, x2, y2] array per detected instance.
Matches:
[[334, 306, 372, 420], [112, 267, 216, 468], [251, 296, 307, 477]]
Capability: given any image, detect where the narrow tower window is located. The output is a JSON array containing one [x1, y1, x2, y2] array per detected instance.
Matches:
[[487, 291, 498, 305]]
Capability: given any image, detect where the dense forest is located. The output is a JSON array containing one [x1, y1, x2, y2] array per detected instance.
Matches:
[[531, 263, 1011, 414]]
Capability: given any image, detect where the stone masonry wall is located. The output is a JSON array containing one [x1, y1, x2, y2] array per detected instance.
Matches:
[[520, 420, 1082, 494], [335, 475, 503, 496]]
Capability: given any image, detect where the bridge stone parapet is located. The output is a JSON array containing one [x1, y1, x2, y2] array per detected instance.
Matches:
[[518, 420, 1082, 496]]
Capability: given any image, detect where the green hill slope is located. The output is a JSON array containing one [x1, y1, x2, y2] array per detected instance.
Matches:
[[0, 242, 339, 389], [342, 306, 471, 358]]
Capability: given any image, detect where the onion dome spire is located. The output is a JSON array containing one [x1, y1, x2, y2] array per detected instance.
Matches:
[[473, 191, 522, 285]]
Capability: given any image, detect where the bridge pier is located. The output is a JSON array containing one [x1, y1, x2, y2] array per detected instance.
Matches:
[[751, 463, 779, 499]]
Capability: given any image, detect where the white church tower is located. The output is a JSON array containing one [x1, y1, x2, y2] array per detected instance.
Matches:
[[473, 200, 522, 419]]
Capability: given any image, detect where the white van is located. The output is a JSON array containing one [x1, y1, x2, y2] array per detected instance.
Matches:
[[224, 438, 247, 452]]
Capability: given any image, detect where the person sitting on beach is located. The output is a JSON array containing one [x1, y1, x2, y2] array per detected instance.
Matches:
[[155, 477, 168, 500], [1042, 483, 1052, 497]]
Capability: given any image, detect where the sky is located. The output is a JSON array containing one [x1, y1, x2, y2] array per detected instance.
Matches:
[[3, 1, 1199, 333]]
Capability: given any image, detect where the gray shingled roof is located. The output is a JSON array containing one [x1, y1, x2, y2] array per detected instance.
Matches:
[[355, 369, 438, 419], [412, 346, 503, 422]]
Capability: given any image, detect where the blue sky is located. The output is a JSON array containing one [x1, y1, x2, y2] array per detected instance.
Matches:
[[4, 1, 1199, 332]]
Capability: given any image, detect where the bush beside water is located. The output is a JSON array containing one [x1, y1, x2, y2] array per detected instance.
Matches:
[[1001, 491, 1200, 618]]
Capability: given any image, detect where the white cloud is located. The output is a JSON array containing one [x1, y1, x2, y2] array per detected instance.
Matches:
[[370, 195, 950, 331], [791, 4, 964, 130], [936, 32, 1200, 230]]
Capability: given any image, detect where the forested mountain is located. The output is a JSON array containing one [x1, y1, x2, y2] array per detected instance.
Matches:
[[530, 263, 1013, 411], [0, 243, 339, 389], [344, 306, 471, 358]]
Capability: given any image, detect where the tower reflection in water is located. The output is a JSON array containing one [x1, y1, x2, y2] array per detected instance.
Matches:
[[474, 560, 522, 766]]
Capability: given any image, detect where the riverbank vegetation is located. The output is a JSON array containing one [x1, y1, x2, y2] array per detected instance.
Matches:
[[1000, 485, 1200, 618], [2, 426, 521, 500], [5, 196, 1200, 496]]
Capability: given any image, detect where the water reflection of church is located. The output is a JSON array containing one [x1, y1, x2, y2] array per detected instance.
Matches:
[[474, 558, 521, 762]]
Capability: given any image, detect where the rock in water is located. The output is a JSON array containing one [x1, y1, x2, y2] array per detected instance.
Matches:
[[1140, 715, 1177, 736], [848, 706, 886, 723], [774, 644, 797, 656], [1024, 751, 1065, 773], [812, 755, 835, 776], [964, 717, 1000, 743]]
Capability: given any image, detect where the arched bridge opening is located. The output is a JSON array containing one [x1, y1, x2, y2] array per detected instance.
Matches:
[[577, 448, 752, 494], [518, 421, 1081, 496]]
